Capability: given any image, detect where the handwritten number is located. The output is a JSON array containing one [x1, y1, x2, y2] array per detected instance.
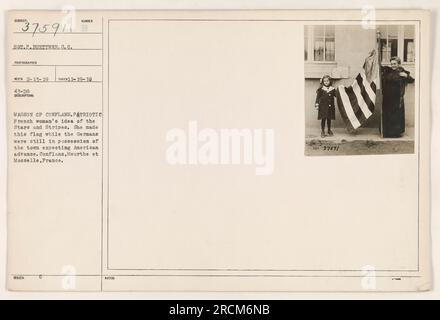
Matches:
[[21, 21, 30, 32], [52, 23, 60, 36], [31, 23, 39, 37], [39, 24, 49, 33], [22, 21, 73, 36]]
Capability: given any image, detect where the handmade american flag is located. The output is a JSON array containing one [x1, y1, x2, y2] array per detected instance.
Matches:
[[336, 49, 380, 131]]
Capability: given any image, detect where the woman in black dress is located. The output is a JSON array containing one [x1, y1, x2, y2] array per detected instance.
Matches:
[[382, 56, 414, 138], [315, 75, 336, 138]]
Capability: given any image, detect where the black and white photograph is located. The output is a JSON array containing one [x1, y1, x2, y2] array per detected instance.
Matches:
[[304, 24, 417, 156]]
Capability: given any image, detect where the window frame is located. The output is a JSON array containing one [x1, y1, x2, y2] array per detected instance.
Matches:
[[304, 25, 336, 64], [379, 25, 415, 66]]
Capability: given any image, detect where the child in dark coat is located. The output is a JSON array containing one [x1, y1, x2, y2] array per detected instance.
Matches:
[[315, 75, 336, 138]]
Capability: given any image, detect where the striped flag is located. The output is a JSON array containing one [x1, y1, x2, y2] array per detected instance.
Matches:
[[336, 50, 379, 131]]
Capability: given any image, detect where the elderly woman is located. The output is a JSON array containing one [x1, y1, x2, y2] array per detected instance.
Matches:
[[381, 56, 414, 138]]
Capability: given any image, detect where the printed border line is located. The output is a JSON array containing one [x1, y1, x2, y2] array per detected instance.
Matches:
[[108, 19, 421, 22], [10, 274, 422, 278], [104, 18, 421, 274], [417, 19, 421, 272], [100, 16, 105, 292]]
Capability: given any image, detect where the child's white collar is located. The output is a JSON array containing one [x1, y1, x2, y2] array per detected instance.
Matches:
[[322, 85, 334, 92]]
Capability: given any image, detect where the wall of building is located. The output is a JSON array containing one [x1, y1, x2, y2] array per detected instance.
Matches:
[[304, 25, 415, 131]]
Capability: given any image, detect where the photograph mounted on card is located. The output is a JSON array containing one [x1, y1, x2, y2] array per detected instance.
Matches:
[[6, 10, 430, 292]]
